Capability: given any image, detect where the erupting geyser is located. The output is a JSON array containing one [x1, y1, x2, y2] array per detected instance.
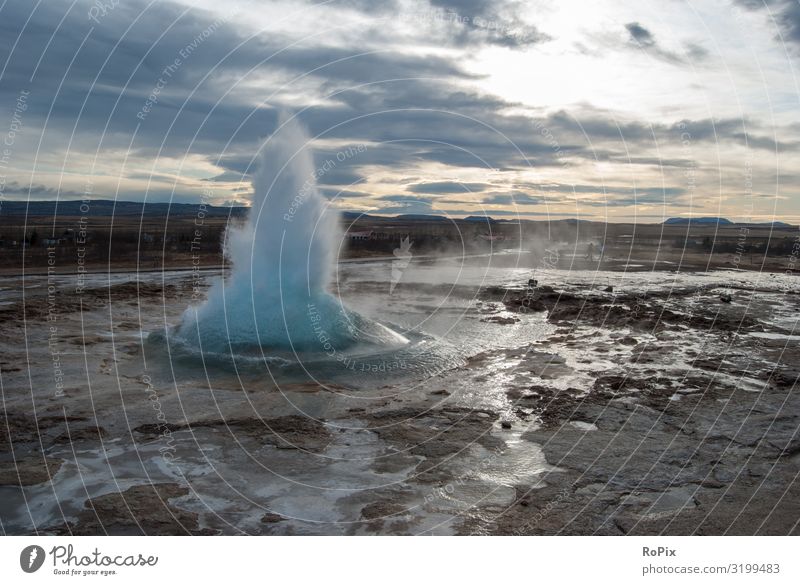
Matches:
[[172, 116, 408, 358]]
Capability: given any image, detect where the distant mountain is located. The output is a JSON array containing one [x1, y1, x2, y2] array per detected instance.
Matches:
[[562, 218, 595, 224], [744, 220, 796, 228], [392, 214, 449, 221], [664, 217, 795, 228], [5, 201, 791, 228], [341, 211, 378, 221], [0, 199, 248, 217], [664, 217, 733, 225]]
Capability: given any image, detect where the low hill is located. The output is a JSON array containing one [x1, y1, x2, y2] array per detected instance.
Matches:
[[664, 217, 733, 225], [664, 217, 795, 228], [0, 199, 248, 218]]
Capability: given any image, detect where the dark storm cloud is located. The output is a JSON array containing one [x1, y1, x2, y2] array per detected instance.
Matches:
[[118, 188, 217, 204], [485, 182, 689, 208], [300, 104, 586, 170], [372, 194, 436, 215], [734, 0, 800, 46], [427, 0, 550, 48], [485, 180, 689, 209], [0, 0, 476, 160], [368, 204, 552, 217], [685, 42, 710, 60], [314, 168, 365, 186], [304, 102, 784, 182], [623, 21, 707, 64], [0, 0, 792, 208], [324, 80, 509, 118], [518, 182, 685, 197], [203, 170, 248, 183], [776, 1, 800, 43], [394, 181, 687, 209], [732, 132, 800, 151], [481, 191, 543, 205], [734, 0, 770, 7], [0, 181, 82, 199], [215, 153, 254, 176], [579, 193, 691, 208], [588, 153, 695, 167], [407, 181, 490, 194], [335, 0, 400, 14], [0, 0, 269, 157], [0, 180, 197, 203], [545, 109, 785, 153], [625, 22, 655, 46], [319, 188, 372, 200], [668, 117, 746, 140], [378, 194, 435, 203]]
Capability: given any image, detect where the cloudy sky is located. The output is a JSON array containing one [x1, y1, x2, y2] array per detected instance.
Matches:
[[0, 0, 799, 222]]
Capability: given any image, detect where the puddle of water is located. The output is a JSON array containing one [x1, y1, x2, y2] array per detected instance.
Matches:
[[569, 421, 598, 431], [749, 331, 800, 341]]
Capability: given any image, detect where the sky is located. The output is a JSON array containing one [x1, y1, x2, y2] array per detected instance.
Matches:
[[0, 0, 799, 222]]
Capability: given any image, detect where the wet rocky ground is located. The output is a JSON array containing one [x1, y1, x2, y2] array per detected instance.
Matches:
[[1, 262, 799, 534]]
